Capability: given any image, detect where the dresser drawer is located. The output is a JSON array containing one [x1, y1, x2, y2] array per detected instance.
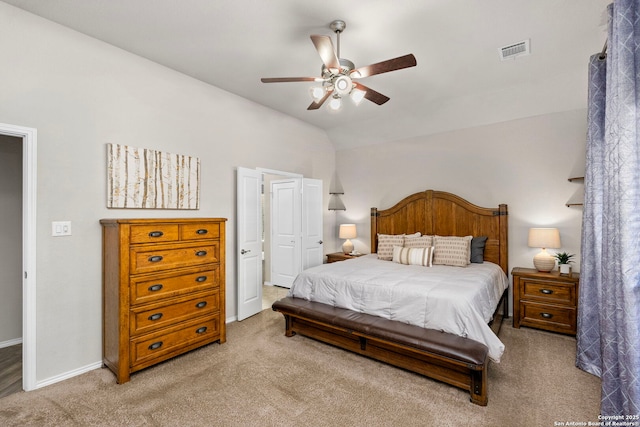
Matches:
[[130, 315, 220, 369], [129, 224, 180, 244], [130, 242, 219, 274], [180, 222, 220, 240], [520, 301, 576, 333], [130, 290, 220, 336], [130, 266, 220, 305], [520, 278, 575, 306]]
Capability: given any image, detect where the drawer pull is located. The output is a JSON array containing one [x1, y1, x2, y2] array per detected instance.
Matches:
[[195, 326, 207, 334], [540, 312, 553, 319], [148, 313, 163, 321], [540, 289, 554, 295], [196, 229, 208, 235], [195, 301, 207, 309], [195, 250, 207, 257], [148, 341, 163, 351], [148, 255, 163, 263], [195, 276, 207, 282], [148, 231, 164, 238], [148, 284, 163, 292]]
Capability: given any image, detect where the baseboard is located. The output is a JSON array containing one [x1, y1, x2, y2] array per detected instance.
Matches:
[[35, 361, 103, 390], [0, 338, 22, 348]]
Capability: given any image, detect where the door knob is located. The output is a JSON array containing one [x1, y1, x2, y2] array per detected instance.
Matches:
[[318, 240, 323, 244], [241, 249, 251, 255]]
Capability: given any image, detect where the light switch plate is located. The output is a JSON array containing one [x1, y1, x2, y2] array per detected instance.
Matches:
[[52, 221, 72, 236]]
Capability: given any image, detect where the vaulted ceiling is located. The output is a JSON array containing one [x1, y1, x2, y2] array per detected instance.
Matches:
[[2, 0, 609, 150]]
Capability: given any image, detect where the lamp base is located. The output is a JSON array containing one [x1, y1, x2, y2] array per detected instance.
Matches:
[[342, 239, 354, 254], [533, 250, 555, 272]]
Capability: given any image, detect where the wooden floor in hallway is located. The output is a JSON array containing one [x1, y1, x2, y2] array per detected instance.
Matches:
[[0, 344, 21, 399]]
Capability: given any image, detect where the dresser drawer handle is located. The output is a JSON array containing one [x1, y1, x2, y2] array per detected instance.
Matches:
[[195, 301, 207, 309], [148, 231, 164, 238], [148, 341, 163, 351], [195, 250, 207, 257], [195, 326, 207, 334], [148, 284, 163, 292], [540, 312, 553, 319], [148, 313, 163, 321], [148, 255, 163, 263], [540, 289, 554, 295], [195, 276, 207, 282], [196, 229, 208, 235]]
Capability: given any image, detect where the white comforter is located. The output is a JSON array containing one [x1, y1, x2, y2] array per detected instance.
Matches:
[[288, 254, 509, 362]]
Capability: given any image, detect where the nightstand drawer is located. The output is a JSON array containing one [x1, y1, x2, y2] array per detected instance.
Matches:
[[520, 279, 575, 306], [520, 301, 576, 333]]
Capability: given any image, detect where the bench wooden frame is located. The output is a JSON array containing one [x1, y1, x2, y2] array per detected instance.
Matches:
[[273, 190, 509, 405]]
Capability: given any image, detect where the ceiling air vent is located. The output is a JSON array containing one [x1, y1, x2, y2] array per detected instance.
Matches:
[[499, 39, 530, 61]]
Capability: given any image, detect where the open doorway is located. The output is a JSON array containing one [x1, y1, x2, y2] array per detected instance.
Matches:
[[0, 135, 23, 398], [0, 123, 37, 394]]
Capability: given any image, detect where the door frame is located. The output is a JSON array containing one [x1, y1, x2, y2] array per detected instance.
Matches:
[[0, 122, 37, 391]]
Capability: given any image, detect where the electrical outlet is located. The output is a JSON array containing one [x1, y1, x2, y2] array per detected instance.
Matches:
[[52, 221, 72, 237]]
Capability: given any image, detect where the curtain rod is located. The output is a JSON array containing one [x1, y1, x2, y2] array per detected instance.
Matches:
[[599, 39, 608, 60]]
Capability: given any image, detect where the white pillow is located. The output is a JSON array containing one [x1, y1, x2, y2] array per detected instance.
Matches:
[[377, 234, 405, 260], [433, 235, 473, 267], [393, 245, 434, 267]]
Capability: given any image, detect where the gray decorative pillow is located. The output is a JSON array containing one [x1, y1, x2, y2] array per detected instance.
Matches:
[[470, 236, 488, 263]]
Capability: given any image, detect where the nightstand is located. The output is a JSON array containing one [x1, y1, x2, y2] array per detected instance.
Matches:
[[326, 252, 364, 263], [512, 267, 579, 336]]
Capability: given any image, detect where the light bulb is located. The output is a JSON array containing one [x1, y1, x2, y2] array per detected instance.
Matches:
[[328, 96, 342, 111], [309, 86, 325, 101], [350, 88, 366, 105]]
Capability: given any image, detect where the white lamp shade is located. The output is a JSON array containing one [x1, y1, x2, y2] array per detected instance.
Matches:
[[339, 224, 357, 239], [528, 228, 561, 249], [528, 228, 561, 272]]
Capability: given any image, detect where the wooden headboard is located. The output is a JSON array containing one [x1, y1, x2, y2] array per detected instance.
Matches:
[[371, 190, 508, 274]]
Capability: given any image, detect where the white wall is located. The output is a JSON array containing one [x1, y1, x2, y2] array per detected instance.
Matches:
[[0, 135, 22, 344], [334, 109, 586, 275], [0, 3, 336, 384]]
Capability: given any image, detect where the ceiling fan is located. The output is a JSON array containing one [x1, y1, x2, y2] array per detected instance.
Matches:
[[261, 20, 417, 111]]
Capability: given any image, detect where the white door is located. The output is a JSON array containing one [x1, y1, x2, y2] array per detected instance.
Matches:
[[302, 178, 324, 270], [270, 179, 301, 288], [236, 167, 263, 321]]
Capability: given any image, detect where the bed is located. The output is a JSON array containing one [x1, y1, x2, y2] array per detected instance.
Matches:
[[272, 190, 509, 405]]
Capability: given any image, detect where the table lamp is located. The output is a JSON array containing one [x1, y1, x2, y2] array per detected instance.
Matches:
[[339, 224, 357, 254], [528, 228, 561, 272]]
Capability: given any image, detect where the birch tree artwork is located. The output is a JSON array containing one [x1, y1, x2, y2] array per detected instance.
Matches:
[[107, 143, 200, 209]]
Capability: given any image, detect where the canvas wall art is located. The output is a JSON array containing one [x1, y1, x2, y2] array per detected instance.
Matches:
[[107, 143, 200, 209]]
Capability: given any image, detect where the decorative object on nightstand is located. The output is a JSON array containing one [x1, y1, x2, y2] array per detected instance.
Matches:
[[326, 252, 364, 263], [339, 223, 357, 254], [512, 267, 579, 335], [554, 252, 575, 275], [528, 228, 561, 272]]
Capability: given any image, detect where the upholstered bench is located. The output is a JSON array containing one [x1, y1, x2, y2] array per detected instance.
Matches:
[[272, 297, 490, 405]]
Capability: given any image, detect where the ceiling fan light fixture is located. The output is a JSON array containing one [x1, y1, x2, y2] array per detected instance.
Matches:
[[309, 86, 326, 101], [333, 75, 352, 96], [328, 95, 342, 111], [350, 88, 366, 105]]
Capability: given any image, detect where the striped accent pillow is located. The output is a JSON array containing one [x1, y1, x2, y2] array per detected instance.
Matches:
[[404, 235, 433, 248], [393, 246, 434, 267], [433, 235, 473, 267], [377, 234, 405, 260]]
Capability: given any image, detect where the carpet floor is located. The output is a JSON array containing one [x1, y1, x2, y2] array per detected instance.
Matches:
[[0, 308, 600, 426]]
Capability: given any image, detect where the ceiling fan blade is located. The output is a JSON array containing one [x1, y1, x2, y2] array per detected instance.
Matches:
[[353, 82, 390, 105], [261, 77, 322, 83], [307, 89, 334, 110], [352, 54, 417, 78], [310, 35, 340, 71]]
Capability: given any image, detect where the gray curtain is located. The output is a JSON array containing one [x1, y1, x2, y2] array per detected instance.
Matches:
[[577, 0, 640, 416]]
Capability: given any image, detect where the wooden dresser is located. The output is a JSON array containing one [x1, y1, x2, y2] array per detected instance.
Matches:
[[100, 218, 226, 383], [512, 267, 579, 336]]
